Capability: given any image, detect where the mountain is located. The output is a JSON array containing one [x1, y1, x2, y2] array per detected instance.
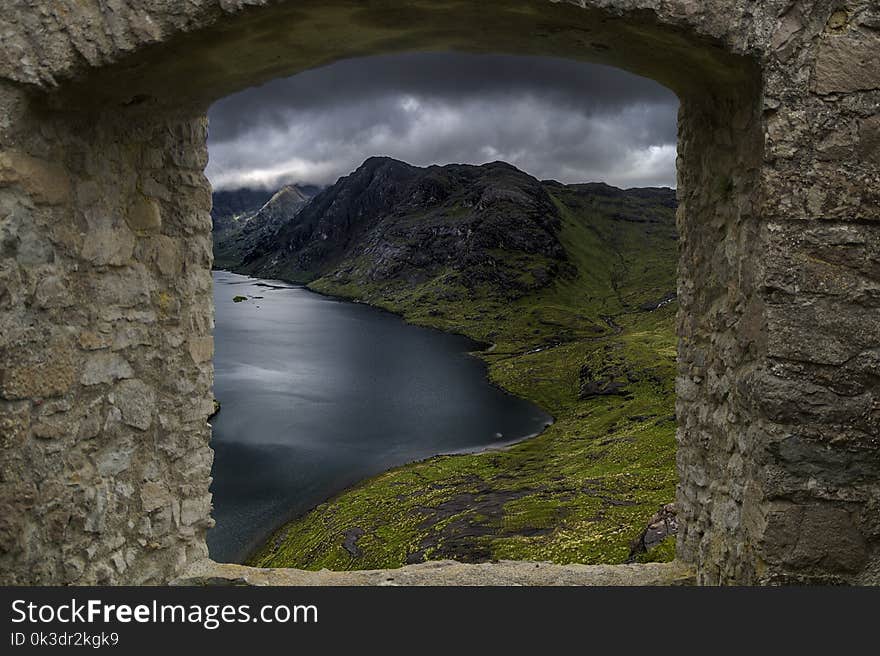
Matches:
[[211, 183, 323, 227], [232, 157, 567, 296], [216, 158, 676, 315], [210, 187, 275, 231], [213, 157, 681, 570], [212, 184, 316, 269]]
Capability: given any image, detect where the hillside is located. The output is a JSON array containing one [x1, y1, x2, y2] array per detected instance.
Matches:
[[212, 158, 681, 569], [212, 184, 316, 269]]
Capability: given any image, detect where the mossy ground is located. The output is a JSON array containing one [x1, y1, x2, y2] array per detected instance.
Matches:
[[248, 186, 679, 569]]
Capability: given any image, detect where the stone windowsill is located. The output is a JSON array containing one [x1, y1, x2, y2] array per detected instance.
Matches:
[[173, 559, 695, 586]]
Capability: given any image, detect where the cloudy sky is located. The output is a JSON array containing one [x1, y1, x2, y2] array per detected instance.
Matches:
[[206, 52, 678, 192]]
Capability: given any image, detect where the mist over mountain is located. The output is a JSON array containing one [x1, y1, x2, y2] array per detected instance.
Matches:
[[211, 187, 274, 231]]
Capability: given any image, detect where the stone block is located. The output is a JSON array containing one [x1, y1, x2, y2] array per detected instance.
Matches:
[[859, 115, 880, 165], [0, 401, 30, 447], [187, 336, 213, 364], [138, 235, 181, 277], [141, 481, 172, 513], [32, 414, 78, 440], [0, 151, 72, 205], [127, 197, 162, 233], [34, 275, 75, 309], [80, 352, 133, 386], [762, 504, 868, 574], [813, 30, 880, 94], [78, 330, 113, 350], [80, 214, 136, 267], [88, 265, 154, 308], [111, 379, 155, 430], [1, 341, 77, 399], [180, 495, 212, 527]]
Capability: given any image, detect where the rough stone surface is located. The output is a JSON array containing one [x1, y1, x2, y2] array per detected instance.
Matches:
[[0, 0, 877, 585], [174, 559, 695, 586], [628, 503, 678, 561], [0, 93, 214, 585]]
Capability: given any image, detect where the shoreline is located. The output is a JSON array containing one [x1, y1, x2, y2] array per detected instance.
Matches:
[[214, 267, 496, 352]]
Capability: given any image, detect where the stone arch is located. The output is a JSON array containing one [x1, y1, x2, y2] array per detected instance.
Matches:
[[0, 0, 877, 585]]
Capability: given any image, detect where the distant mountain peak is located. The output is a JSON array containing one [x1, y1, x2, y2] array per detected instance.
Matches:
[[212, 182, 314, 269], [360, 155, 409, 167], [263, 184, 311, 207]]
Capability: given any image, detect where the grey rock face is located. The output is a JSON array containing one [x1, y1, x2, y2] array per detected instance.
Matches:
[[0, 0, 877, 585], [628, 503, 678, 562], [232, 158, 572, 295], [213, 184, 313, 269]]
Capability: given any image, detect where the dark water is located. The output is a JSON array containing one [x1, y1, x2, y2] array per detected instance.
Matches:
[[208, 271, 552, 563]]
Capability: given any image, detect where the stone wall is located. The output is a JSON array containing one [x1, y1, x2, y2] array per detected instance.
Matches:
[[748, 2, 880, 584], [676, 1, 879, 585], [0, 0, 877, 585], [0, 87, 215, 583], [674, 88, 766, 584]]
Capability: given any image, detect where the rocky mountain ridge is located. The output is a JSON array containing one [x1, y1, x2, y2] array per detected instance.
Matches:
[[211, 157, 676, 309], [212, 183, 315, 269]]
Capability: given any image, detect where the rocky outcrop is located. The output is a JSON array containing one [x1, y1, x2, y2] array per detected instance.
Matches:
[[578, 364, 633, 400], [628, 504, 678, 562]]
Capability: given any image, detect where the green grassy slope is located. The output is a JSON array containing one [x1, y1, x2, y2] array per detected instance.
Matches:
[[248, 183, 680, 569]]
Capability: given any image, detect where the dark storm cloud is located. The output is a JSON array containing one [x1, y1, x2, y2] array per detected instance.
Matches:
[[206, 52, 679, 191]]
